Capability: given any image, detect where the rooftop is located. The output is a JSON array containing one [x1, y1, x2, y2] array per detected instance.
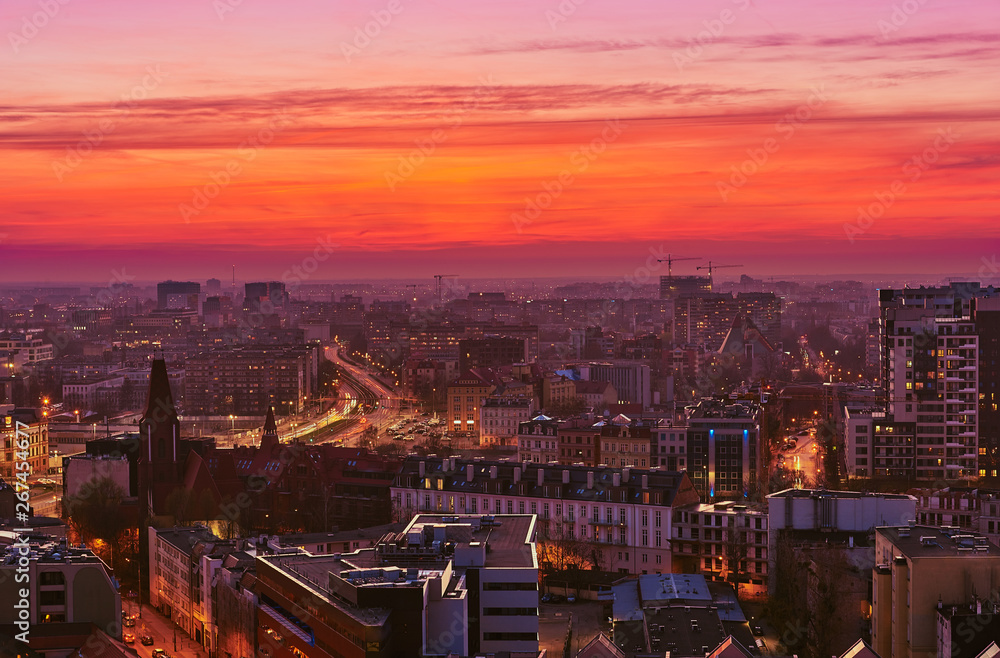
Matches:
[[769, 488, 914, 501], [878, 525, 1000, 558]]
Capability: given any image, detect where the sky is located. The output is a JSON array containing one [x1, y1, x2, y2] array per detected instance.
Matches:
[[1, 0, 998, 282]]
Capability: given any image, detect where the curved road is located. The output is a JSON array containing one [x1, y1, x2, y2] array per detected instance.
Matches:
[[282, 345, 407, 446]]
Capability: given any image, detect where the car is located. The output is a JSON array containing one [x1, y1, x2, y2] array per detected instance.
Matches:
[[751, 623, 764, 636], [541, 594, 551, 603], [550, 594, 565, 604], [567, 595, 576, 603], [152, 650, 170, 658], [140, 635, 154, 646], [123, 633, 135, 644], [123, 618, 135, 627]]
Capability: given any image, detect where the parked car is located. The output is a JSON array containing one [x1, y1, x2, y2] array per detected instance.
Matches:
[[751, 623, 764, 636], [550, 594, 565, 604], [541, 594, 551, 603], [567, 595, 577, 603], [152, 650, 170, 658]]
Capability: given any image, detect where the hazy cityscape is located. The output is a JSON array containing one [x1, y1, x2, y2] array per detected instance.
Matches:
[[3, 0, 1000, 657]]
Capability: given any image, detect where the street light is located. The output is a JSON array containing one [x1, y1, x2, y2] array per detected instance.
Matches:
[[74, 410, 80, 423]]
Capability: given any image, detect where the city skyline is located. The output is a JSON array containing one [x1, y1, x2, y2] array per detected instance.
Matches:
[[2, 0, 999, 280]]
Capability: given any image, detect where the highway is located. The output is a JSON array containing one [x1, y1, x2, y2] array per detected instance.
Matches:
[[281, 345, 409, 446]]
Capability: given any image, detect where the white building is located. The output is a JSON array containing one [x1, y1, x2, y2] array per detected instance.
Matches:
[[391, 456, 701, 576]]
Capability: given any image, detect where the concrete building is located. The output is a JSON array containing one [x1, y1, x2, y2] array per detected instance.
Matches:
[[973, 297, 1000, 479], [872, 525, 1000, 658], [574, 380, 618, 410], [0, 537, 121, 653], [686, 399, 761, 498], [767, 488, 916, 594], [569, 362, 652, 409], [184, 345, 319, 416], [672, 501, 769, 593], [557, 419, 602, 466], [253, 513, 540, 657], [0, 332, 55, 364], [390, 456, 700, 576], [653, 424, 690, 470]]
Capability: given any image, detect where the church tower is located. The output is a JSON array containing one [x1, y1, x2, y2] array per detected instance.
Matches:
[[139, 358, 182, 512]]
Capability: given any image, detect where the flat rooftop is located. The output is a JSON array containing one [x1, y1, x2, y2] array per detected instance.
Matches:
[[769, 488, 914, 500], [878, 525, 1000, 558], [405, 514, 537, 569]]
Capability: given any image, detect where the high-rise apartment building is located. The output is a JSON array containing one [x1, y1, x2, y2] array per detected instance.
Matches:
[[157, 280, 200, 310]]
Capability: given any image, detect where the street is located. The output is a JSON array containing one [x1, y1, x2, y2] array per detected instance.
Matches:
[[775, 425, 824, 488], [125, 604, 208, 658]]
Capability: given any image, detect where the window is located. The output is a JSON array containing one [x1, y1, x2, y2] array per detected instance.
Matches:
[[655, 530, 662, 547]]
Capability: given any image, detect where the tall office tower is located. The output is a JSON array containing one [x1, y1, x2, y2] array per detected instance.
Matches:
[[156, 280, 201, 310]]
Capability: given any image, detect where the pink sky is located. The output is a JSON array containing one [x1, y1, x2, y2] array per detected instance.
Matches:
[[1, 0, 998, 281]]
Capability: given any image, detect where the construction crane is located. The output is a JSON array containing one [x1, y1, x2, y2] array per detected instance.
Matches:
[[696, 261, 743, 290], [656, 254, 702, 279], [434, 275, 459, 302]]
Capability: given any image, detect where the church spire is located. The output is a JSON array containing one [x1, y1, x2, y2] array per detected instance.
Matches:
[[260, 406, 279, 451], [142, 358, 177, 423]]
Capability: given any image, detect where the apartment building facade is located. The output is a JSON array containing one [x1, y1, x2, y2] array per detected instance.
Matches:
[[390, 457, 700, 576]]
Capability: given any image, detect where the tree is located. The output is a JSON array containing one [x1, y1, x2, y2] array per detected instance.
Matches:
[[64, 476, 128, 571], [724, 513, 750, 600]]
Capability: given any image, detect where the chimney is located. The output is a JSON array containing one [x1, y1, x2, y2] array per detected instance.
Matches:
[[538, 468, 544, 487], [563, 470, 570, 484], [451, 456, 457, 471], [587, 472, 594, 490], [514, 467, 521, 483], [613, 472, 621, 487], [978, 599, 983, 615], [419, 461, 426, 477], [467, 464, 474, 482], [642, 474, 649, 489], [623, 467, 631, 483], [490, 465, 498, 480]]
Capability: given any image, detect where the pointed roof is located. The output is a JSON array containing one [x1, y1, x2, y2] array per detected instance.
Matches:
[[576, 632, 624, 658], [706, 635, 754, 658], [142, 358, 177, 421], [840, 638, 881, 658], [259, 406, 280, 452], [977, 642, 1000, 658]]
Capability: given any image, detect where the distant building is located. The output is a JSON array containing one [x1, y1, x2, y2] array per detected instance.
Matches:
[[672, 501, 769, 593], [574, 380, 617, 409], [156, 280, 200, 310], [1, 409, 48, 480], [459, 336, 528, 370]]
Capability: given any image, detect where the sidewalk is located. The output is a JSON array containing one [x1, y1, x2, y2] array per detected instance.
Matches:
[[130, 604, 209, 658]]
